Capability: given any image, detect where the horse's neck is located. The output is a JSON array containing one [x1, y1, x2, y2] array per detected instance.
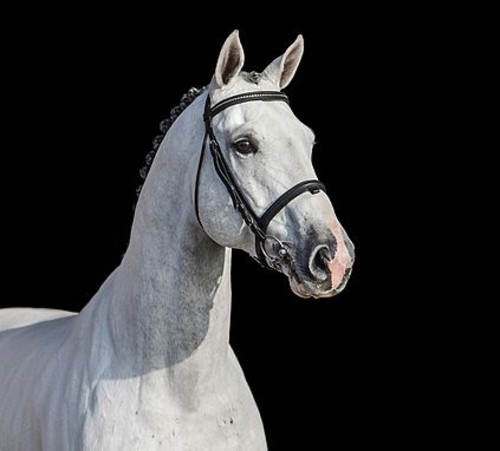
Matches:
[[81, 93, 231, 386]]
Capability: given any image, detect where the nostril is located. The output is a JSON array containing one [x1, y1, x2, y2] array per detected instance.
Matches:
[[316, 246, 332, 272], [309, 245, 333, 281]]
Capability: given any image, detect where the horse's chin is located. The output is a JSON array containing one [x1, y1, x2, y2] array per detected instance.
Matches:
[[273, 259, 337, 299], [288, 275, 340, 299]]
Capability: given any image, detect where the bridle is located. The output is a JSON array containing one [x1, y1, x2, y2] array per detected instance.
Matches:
[[195, 90, 326, 271]]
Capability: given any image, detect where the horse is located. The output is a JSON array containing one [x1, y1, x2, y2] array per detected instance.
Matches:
[[0, 30, 355, 450]]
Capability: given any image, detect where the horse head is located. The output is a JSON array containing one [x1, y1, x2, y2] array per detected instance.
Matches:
[[197, 31, 355, 298]]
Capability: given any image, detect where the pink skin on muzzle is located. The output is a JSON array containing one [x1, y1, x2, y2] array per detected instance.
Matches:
[[289, 214, 354, 299], [327, 220, 353, 289]]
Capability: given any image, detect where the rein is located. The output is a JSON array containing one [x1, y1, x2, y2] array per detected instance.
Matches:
[[195, 91, 326, 270]]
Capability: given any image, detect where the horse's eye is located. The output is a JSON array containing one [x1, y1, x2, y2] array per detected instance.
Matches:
[[233, 139, 255, 155]]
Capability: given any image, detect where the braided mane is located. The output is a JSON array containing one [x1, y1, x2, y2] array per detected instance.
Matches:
[[136, 86, 206, 197]]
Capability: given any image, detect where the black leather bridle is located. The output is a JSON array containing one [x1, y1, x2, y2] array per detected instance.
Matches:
[[195, 90, 326, 270]]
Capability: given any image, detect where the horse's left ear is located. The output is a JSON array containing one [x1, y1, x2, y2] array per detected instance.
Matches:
[[262, 35, 304, 90]]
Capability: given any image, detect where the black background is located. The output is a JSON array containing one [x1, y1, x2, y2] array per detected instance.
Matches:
[[1, 7, 448, 449]]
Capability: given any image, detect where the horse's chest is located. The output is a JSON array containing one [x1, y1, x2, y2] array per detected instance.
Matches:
[[82, 377, 266, 450], [85, 413, 256, 450]]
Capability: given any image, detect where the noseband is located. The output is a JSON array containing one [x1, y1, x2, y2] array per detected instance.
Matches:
[[195, 91, 326, 270]]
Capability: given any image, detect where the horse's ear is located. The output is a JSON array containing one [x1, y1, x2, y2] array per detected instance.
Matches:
[[215, 30, 245, 88], [262, 35, 304, 90]]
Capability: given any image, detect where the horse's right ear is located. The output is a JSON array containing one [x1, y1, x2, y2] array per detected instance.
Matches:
[[214, 30, 245, 88]]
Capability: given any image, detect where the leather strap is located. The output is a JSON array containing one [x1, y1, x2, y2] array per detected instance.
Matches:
[[206, 91, 289, 120], [258, 180, 326, 232]]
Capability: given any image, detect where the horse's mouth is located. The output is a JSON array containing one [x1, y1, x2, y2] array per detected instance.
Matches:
[[288, 275, 336, 299], [289, 275, 317, 298], [282, 262, 352, 299]]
